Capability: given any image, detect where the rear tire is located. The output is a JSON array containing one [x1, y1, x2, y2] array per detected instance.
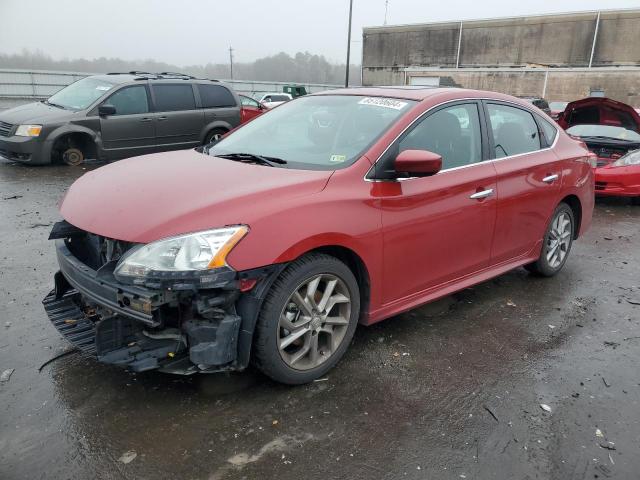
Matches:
[[525, 202, 575, 277], [252, 253, 360, 385], [203, 128, 227, 145]]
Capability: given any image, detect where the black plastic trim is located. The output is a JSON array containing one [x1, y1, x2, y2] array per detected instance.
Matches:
[[56, 239, 162, 326]]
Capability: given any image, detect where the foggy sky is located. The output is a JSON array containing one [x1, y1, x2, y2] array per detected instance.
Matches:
[[1, 0, 638, 66]]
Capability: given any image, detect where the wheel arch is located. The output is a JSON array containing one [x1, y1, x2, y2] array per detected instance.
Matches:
[[559, 194, 582, 239], [200, 121, 233, 144], [234, 242, 372, 370], [44, 126, 101, 164]]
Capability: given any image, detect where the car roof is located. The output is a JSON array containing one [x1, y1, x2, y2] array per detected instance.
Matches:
[[88, 72, 226, 86], [313, 86, 533, 105]]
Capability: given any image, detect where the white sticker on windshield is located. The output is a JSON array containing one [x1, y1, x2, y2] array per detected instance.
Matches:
[[358, 97, 408, 110], [95, 86, 111, 91]]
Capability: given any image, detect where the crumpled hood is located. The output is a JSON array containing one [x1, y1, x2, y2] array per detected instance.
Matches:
[[0, 101, 74, 125], [60, 149, 333, 243]]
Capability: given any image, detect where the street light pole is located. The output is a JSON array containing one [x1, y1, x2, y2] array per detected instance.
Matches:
[[229, 46, 234, 79], [345, 0, 353, 87]]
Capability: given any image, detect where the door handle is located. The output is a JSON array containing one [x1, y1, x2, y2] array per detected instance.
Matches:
[[158, 116, 168, 121], [470, 188, 494, 200], [542, 174, 559, 184], [139, 117, 153, 122]]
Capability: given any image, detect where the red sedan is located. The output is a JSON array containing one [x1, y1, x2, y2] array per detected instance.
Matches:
[[44, 87, 593, 384], [239, 94, 266, 124], [558, 97, 640, 203]]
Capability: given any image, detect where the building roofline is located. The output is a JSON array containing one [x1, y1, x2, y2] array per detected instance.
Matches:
[[401, 66, 640, 73], [363, 7, 640, 32]]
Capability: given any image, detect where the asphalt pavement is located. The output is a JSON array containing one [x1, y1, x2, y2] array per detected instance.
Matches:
[[1, 158, 639, 480]]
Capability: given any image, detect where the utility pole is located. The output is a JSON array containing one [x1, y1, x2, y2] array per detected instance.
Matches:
[[384, 0, 389, 25], [229, 46, 234, 79], [345, 0, 353, 87]]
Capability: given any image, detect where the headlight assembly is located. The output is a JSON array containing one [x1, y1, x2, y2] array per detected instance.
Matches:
[[15, 124, 42, 137], [114, 226, 248, 279], [612, 149, 640, 167]]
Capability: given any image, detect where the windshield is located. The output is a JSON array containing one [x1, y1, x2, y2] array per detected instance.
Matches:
[[567, 124, 640, 142], [549, 101, 568, 111], [47, 77, 115, 110], [208, 95, 416, 170]]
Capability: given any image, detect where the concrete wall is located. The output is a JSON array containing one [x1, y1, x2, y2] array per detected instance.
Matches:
[[594, 10, 640, 65], [362, 9, 640, 91], [402, 68, 640, 106], [458, 13, 596, 67]]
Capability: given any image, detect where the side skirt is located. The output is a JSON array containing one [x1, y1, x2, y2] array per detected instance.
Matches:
[[366, 248, 541, 326]]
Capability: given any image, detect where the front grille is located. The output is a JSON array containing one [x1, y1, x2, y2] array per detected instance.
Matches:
[[0, 121, 13, 137], [66, 231, 134, 270]]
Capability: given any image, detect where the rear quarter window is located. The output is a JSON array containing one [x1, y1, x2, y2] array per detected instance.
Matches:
[[198, 84, 237, 108], [538, 117, 558, 146], [152, 84, 196, 111]]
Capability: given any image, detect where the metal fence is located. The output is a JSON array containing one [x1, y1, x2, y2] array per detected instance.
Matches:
[[0, 68, 341, 109]]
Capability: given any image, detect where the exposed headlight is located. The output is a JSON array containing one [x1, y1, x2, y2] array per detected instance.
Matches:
[[612, 149, 640, 167], [114, 226, 248, 278], [15, 124, 42, 137]]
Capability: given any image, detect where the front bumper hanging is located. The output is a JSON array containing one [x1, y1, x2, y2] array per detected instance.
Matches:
[[43, 238, 246, 374]]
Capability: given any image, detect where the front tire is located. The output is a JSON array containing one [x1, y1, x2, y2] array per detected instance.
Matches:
[[253, 253, 360, 385], [525, 202, 575, 277]]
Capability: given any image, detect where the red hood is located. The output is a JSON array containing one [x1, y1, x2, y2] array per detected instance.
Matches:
[[557, 97, 640, 132], [60, 150, 333, 243]]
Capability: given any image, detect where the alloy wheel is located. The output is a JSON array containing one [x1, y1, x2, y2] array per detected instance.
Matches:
[[278, 274, 351, 370], [546, 211, 572, 268]]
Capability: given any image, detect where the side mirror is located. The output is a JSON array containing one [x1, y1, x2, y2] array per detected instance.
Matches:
[[99, 104, 116, 117], [395, 149, 442, 176]]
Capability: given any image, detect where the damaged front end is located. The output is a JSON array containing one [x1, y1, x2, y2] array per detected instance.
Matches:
[[42, 221, 278, 374]]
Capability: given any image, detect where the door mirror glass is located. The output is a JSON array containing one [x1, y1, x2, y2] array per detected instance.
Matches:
[[395, 149, 442, 175], [98, 104, 116, 116]]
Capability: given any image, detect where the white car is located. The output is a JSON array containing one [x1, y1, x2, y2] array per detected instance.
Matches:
[[255, 92, 292, 109]]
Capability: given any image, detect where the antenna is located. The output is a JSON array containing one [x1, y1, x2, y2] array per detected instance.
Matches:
[[384, 0, 389, 25]]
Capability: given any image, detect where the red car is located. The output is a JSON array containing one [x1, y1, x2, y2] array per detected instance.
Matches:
[[549, 101, 569, 121], [239, 94, 266, 124], [44, 87, 594, 384], [558, 97, 640, 203]]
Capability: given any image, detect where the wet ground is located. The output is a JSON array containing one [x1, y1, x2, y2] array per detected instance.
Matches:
[[1, 158, 639, 480]]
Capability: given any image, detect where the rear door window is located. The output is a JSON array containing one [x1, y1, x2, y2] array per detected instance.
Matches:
[[105, 86, 149, 115], [152, 84, 196, 112], [198, 84, 236, 108], [487, 104, 541, 158]]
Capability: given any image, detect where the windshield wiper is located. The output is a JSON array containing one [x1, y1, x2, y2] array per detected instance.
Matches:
[[43, 100, 67, 110], [215, 153, 287, 167]]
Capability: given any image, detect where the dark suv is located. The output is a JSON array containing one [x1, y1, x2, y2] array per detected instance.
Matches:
[[0, 72, 241, 165]]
